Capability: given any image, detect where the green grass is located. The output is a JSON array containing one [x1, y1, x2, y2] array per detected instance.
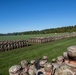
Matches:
[[0, 37, 76, 75], [0, 33, 70, 41]]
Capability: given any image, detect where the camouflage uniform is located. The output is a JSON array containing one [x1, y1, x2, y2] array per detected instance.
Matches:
[[9, 65, 21, 75], [21, 70, 28, 75], [43, 56, 48, 63], [21, 60, 28, 68], [21, 60, 29, 75], [52, 64, 59, 74], [28, 60, 37, 75], [51, 58, 58, 74], [54, 63, 76, 75], [54, 46, 76, 75], [53, 56, 64, 74], [63, 52, 68, 58], [63, 52, 69, 63], [44, 63, 53, 75], [56, 56, 64, 67], [52, 58, 57, 69], [36, 60, 46, 75]]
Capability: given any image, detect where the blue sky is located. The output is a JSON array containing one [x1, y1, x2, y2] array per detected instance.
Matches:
[[0, 0, 76, 33]]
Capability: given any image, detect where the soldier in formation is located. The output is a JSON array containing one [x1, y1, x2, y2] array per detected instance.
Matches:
[[43, 56, 48, 63], [0, 40, 28, 51], [54, 46, 76, 75], [44, 63, 53, 75], [20, 60, 29, 75], [36, 60, 46, 75], [9, 45, 76, 75], [28, 60, 37, 75], [9, 65, 22, 75], [63, 52, 69, 64]]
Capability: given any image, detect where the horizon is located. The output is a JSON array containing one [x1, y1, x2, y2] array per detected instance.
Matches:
[[0, 25, 76, 34], [0, 0, 76, 34]]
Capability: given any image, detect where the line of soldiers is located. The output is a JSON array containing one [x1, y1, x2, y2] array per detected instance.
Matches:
[[9, 45, 76, 75], [28, 36, 65, 44], [0, 40, 28, 52], [28, 33, 76, 44], [1, 33, 76, 51]]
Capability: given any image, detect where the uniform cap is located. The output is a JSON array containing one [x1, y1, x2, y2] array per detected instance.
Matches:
[[39, 60, 46, 66], [30, 60, 35, 64], [21, 60, 28, 68], [44, 63, 52, 72], [57, 56, 64, 61], [9, 65, 21, 75], [67, 45, 76, 57], [43, 56, 48, 60], [52, 58, 56, 62]]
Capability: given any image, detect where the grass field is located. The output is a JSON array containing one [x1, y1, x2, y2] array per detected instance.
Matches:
[[0, 33, 70, 41], [0, 37, 76, 75]]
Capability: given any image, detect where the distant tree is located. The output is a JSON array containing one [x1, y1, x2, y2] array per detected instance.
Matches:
[[1, 25, 76, 36]]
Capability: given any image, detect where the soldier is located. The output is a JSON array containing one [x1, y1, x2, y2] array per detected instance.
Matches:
[[56, 56, 64, 67], [26, 40, 28, 47], [51, 58, 58, 74], [54, 46, 76, 75], [28, 60, 37, 75], [21, 60, 29, 75], [1, 41, 5, 51], [43, 56, 48, 63], [9, 65, 22, 75], [63, 52, 69, 63], [52, 58, 56, 63], [44, 63, 53, 75], [36, 58, 42, 70], [36, 60, 46, 75]]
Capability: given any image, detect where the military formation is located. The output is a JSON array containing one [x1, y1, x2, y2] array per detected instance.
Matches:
[[28, 33, 76, 44], [9, 45, 76, 75], [0, 40, 28, 51], [1, 33, 76, 52]]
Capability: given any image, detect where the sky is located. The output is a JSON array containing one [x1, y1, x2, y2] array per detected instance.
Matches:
[[0, 0, 76, 33]]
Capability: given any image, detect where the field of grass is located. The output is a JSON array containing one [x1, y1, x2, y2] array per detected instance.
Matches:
[[0, 37, 76, 75], [0, 33, 70, 41]]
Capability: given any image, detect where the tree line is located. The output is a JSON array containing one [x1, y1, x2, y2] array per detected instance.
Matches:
[[0, 25, 76, 36]]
